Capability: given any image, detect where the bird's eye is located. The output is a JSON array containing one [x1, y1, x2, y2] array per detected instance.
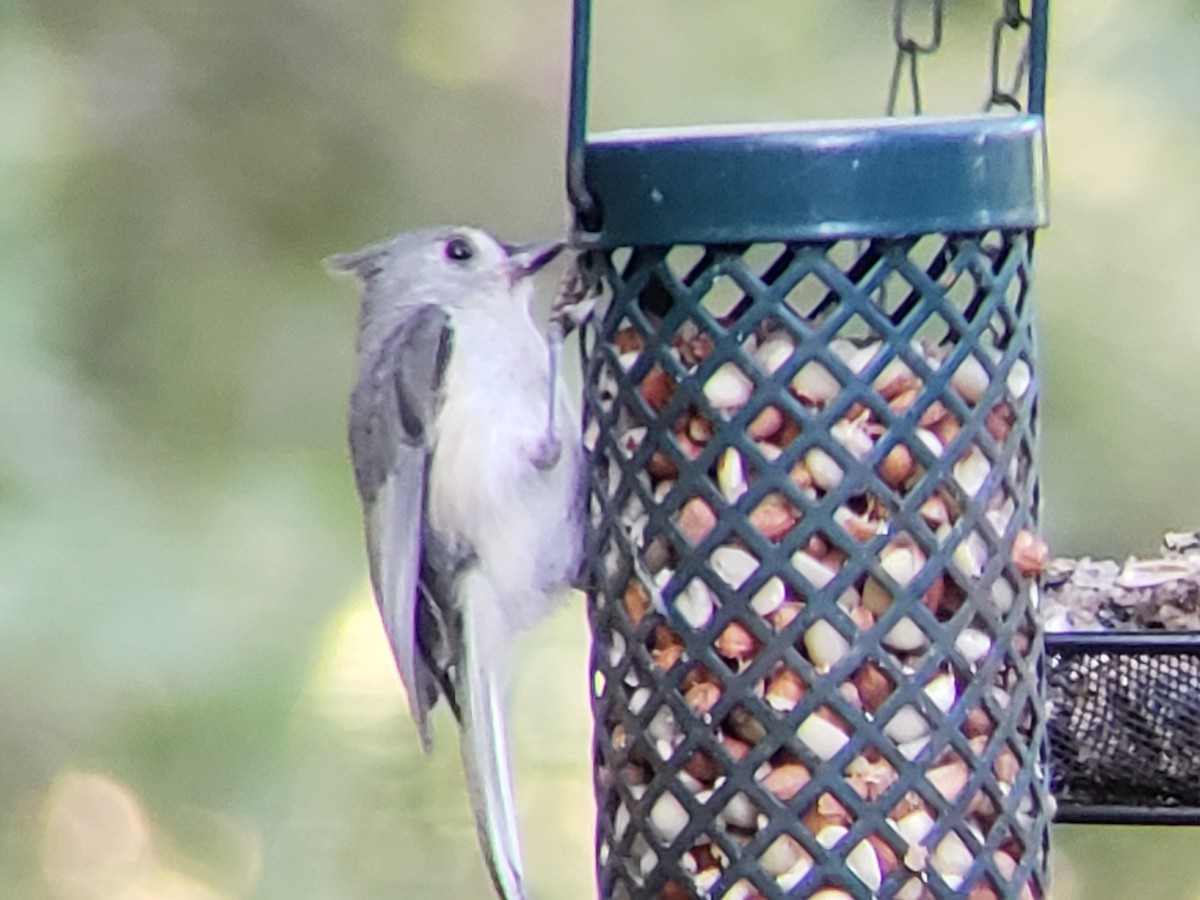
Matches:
[[444, 237, 475, 263]]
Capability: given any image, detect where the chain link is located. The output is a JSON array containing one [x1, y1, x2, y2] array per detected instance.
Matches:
[[987, 0, 1033, 112], [888, 0, 1036, 116], [887, 0, 944, 115]]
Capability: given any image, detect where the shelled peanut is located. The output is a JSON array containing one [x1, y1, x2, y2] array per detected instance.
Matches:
[[593, 316, 1046, 899]]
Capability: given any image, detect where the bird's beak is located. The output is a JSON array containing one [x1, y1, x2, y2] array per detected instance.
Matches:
[[505, 241, 564, 279]]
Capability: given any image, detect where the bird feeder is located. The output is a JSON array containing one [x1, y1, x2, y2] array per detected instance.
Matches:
[[570, 2, 1052, 898]]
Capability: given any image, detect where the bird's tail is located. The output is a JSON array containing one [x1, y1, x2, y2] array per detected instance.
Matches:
[[459, 570, 527, 900]]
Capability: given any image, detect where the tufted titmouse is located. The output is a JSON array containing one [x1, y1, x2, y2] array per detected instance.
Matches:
[[330, 226, 585, 900]]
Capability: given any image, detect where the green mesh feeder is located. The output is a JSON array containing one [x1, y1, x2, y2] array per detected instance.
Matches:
[[570, 2, 1052, 898]]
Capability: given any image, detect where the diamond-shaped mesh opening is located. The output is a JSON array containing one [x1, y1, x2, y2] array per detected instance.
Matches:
[[583, 232, 1046, 897]]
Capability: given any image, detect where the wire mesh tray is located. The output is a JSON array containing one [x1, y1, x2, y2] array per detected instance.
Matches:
[[1044, 544, 1200, 823], [1047, 632, 1200, 824]]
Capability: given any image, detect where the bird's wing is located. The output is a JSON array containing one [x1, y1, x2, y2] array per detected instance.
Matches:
[[348, 303, 452, 750]]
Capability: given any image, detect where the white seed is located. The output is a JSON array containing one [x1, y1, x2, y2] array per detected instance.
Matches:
[[704, 363, 754, 412], [648, 706, 678, 744], [677, 769, 705, 794], [954, 628, 993, 665], [676, 579, 716, 630], [933, 830, 975, 879], [883, 542, 925, 584], [711, 545, 756, 586], [950, 354, 990, 405], [756, 440, 783, 462], [874, 356, 918, 397], [914, 427, 945, 457], [692, 868, 720, 892], [614, 803, 630, 840], [797, 712, 850, 761], [837, 586, 863, 611], [1007, 358, 1032, 399], [926, 671, 957, 713], [898, 736, 930, 760], [882, 616, 930, 653], [618, 350, 642, 371], [718, 447, 748, 503], [790, 549, 838, 589], [639, 847, 658, 877], [862, 543, 925, 615], [805, 619, 851, 671], [828, 338, 864, 368], [759, 834, 806, 877], [832, 414, 875, 460], [953, 446, 991, 498], [791, 361, 841, 405], [919, 494, 952, 528], [847, 340, 883, 374], [722, 879, 758, 900], [985, 496, 1015, 534], [991, 577, 1015, 613], [885, 674, 955, 743], [847, 839, 883, 892], [895, 877, 927, 900], [892, 807, 935, 845], [816, 824, 848, 849], [583, 418, 600, 452], [679, 849, 700, 876], [720, 791, 757, 830], [756, 333, 796, 375], [884, 705, 929, 743], [650, 791, 688, 843], [776, 850, 815, 890], [653, 479, 676, 502], [629, 687, 650, 715], [609, 631, 627, 668], [953, 531, 988, 580], [711, 546, 785, 616], [750, 579, 787, 617], [805, 447, 844, 490], [928, 757, 970, 800]]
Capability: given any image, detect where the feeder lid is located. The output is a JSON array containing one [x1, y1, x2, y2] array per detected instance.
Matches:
[[575, 114, 1047, 247]]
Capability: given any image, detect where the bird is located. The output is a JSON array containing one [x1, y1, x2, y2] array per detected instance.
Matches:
[[330, 226, 585, 900]]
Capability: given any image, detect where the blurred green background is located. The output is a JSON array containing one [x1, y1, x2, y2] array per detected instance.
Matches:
[[4, 0, 1200, 897]]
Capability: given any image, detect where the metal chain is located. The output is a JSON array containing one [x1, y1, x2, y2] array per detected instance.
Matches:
[[986, 0, 1033, 112], [887, 0, 944, 115]]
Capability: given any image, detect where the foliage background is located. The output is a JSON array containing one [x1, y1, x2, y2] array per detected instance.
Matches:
[[3, 0, 1200, 897]]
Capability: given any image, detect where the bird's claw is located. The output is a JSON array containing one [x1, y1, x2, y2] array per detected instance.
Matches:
[[529, 433, 562, 471]]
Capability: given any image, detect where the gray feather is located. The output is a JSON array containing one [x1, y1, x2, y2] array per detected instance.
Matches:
[[459, 571, 527, 900], [349, 303, 452, 749]]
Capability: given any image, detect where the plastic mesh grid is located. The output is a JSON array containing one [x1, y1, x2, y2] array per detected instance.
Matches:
[[581, 234, 1051, 899]]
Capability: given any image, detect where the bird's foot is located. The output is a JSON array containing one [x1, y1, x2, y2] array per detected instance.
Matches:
[[529, 433, 562, 471]]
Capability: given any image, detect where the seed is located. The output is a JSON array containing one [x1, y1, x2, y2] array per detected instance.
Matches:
[[705, 363, 754, 412], [761, 763, 811, 801], [797, 709, 850, 761], [640, 366, 675, 411], [805, 619, 851, 671]]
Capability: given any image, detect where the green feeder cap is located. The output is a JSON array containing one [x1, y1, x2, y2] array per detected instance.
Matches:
[[576, 114, 1048, 247]]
